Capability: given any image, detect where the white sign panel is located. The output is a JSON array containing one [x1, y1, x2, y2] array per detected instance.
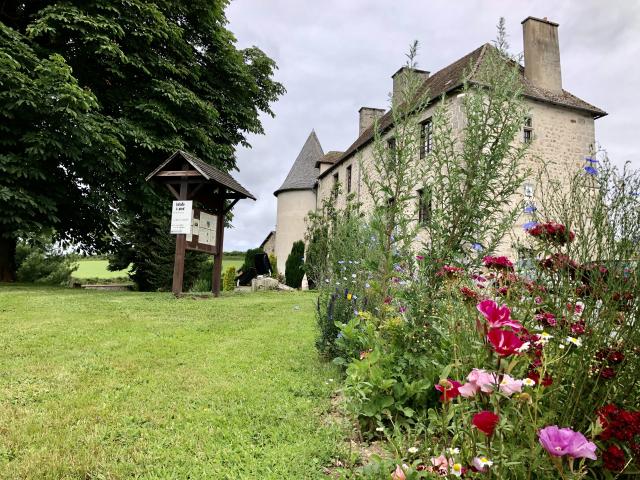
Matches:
[[170, 200, 193, 234], [199, 212, 217, 246]]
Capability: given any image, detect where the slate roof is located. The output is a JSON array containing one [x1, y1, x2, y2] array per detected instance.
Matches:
[[259, 230, 276, 248], [146, 150, 256, 200], [315, 151, 343, 168], [274, 130, 324, 196], [320, 43, 606, 179]]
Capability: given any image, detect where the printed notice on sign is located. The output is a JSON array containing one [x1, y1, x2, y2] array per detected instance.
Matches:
[[170, 200, 193, 234]]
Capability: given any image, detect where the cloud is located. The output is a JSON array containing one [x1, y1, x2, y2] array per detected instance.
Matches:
[[223, 0, 640, 251]]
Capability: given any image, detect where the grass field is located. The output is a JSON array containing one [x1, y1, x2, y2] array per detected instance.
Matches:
[[73, 259, 131, 279], [73, 256, 245, 281], [0, 286, 345, 478]]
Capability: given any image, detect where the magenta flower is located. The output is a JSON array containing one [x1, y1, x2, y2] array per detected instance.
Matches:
[[487, 328, 524, 357], [538, 426, 597, 460], [477, 300, 523, 331]]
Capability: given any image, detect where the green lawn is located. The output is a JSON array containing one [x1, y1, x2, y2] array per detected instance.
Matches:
[[0, 286, 345, 479]]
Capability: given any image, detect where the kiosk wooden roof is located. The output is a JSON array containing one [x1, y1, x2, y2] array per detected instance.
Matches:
[[146, 150, 256, 208]]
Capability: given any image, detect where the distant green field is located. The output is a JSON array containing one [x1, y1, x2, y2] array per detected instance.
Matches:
[[73, 260, 130, 279], [73, 256, 245, 280]]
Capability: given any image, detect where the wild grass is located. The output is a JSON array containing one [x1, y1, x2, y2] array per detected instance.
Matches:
[[0, 286, 345, 479]]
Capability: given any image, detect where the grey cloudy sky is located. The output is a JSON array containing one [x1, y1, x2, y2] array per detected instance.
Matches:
[[223, 0, 640, 251]]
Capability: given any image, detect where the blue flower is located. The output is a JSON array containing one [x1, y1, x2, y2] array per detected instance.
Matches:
[[585, 157, 599, 164], [523, 221, 538, 230], [471, 242, 483, 251], [584, 166, 598, 175], [524, 204, 537, 213]]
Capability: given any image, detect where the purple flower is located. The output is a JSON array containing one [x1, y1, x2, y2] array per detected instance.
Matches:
[[584, 166, 598, 175], [471, 242, 483, 251], [538, 426, 597, 460], [585, 157, 599, 164], [523, 221, 538, 231], [524, 204, 537, 213], [399, 306, 407, 313]]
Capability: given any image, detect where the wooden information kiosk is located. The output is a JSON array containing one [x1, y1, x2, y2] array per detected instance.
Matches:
[[146, 150, 255, 296]]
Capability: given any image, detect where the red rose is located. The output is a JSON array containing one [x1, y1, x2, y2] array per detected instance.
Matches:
[[487, 328, 524, 356], [603, 445, 625, 471], [600, 367, 616, 379], [608, 350, 625, 364], [483, 255, 514, 270], [472, 411, 499, 436]]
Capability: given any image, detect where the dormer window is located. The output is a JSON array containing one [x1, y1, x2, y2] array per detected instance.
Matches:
[[523, 117, 533, 143]]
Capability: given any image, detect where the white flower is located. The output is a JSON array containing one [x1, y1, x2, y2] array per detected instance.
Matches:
[[375, 426, 385, 432], [351, 273, 357, 278], [516, 342, 531, 353], [565, 336, 583, 347], [408, 447, 419, 454], [475, 456, 493, 468], [533, 324, 544, 331], [451, 463, 463, 477], [447, 447, 460, 455], [559, 344, 566, 349], [535, 331, 553, 346], [522, 378, 536, 387]]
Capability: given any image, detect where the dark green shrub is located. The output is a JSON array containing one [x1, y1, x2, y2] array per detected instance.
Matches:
[[285, 241, 305, 288], [240, 247, 264, 273], [15, 242, 77, 285], [223, 266, 236, 291], [268, 254, 278, 278]]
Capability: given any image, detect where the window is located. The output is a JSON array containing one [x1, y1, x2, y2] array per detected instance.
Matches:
[[523, 117, 533, 143], [346, 165, 352, 193], [417, 188, 432, 226], [332, 172, 339, 199], [420, 118, 433, 158], [387, 137, 396, 151]]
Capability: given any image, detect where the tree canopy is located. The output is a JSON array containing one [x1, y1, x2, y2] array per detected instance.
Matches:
[[0, 0, 284, 283]]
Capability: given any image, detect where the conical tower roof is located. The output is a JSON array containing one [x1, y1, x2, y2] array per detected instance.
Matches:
[[274, 130, 323, 196]]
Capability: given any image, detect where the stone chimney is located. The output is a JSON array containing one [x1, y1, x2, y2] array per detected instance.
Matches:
[[522, 16, 562, 92], [358, 107, 385, 135], [392, 67, 430, 106]]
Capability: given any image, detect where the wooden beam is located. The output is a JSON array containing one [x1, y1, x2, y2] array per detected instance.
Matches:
[[165, 183, 179, 199], [156, 170, 202, 177], [171, 180, 188, 296], [223, 198, 240, 215], [211, 193, 225, 297], [188, 182, 206, 200]]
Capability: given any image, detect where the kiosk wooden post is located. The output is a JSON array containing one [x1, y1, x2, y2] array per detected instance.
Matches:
[[146, 150, 256, 296]]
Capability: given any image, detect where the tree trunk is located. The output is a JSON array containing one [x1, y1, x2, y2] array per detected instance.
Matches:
[[0, 237, 17, 282]]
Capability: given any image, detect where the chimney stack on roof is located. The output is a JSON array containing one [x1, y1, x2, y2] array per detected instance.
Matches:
[[358, 107, 385, 135], [522, 16, 562, 92], [392, 67, 430, 106]]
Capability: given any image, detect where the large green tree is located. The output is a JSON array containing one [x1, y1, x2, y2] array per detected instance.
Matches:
[[0, 1, 284, 284]]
